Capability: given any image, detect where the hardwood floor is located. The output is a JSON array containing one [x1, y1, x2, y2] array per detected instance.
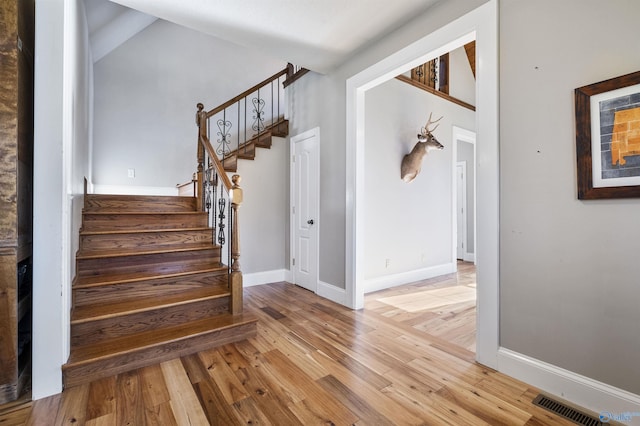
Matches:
[[366, 261, 477, 352], [0, 275, 577, 425]]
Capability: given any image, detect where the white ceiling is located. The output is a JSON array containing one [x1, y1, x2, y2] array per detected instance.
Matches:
[[87, 0, 442, 72]]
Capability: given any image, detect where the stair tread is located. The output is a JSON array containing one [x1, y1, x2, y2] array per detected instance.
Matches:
[[86, 194, 194, 201], [80, 227, 211, 236], [82, 211, 205, 216], [65, 313, 257, 367], [77, 242, 218, 259], [74, 263, 227, 288], [71, 285, 230, 323]]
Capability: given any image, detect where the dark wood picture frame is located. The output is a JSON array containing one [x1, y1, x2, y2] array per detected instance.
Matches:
[[575, 70, 640, 199]]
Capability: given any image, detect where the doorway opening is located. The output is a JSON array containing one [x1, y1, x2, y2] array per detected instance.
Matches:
[[346, 0, 498, 367]]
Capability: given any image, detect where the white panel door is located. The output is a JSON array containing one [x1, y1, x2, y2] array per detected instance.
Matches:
[[291, 128, 319, 292]]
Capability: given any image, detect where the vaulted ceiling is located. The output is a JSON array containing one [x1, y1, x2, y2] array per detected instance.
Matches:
[[86, 0, 443, 72]]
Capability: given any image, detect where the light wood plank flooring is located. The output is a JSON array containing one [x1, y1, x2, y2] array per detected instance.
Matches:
[[0, 275, 577, 425], [366, 261, 477, 352]]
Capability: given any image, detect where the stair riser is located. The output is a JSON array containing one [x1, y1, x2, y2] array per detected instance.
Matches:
[[63, 322, 257, 388], [222, 155, 237, 172], [271, 120, 289, 138], [73, 272, 227, 307], [80, 229, 213, 251], [82, 213, 208, 231], [254, 132, 273, 148], [237, 143, 256, 159], [84, 195, 196, 212], [71, 297, 230, 347], [77, 249, 221, 278]]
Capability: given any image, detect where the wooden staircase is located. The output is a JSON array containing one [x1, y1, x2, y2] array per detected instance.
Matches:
[[62, 194, 256, 388], [221, 118, 289, 172]]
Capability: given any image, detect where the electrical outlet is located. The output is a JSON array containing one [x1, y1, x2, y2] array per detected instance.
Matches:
[[127, 168, 135, 178], [385, 258, 390, 268]]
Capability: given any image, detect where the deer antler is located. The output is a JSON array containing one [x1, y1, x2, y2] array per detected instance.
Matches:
[[422, 112, 443, 135]]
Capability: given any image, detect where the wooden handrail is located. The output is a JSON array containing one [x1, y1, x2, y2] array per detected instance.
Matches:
[[199, 134, 233, 190], [206, 68, 290, 119], [283, 68, 310, 88], [395, 75, 475, 111]]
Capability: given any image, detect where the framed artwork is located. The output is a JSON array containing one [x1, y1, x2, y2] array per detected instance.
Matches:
[[575, 70, 640, 199]]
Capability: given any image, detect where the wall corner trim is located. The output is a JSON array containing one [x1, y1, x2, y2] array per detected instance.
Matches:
[[317, 281, 347, 306]]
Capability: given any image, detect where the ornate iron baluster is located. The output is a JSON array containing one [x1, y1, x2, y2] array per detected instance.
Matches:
[[415, 64, 424, 81], [204, 164, 212, 212], [216, 109, 232, 157], [211, 167, 218, 234], [217, 197, 226, 246], [252, 91, 265, 134]]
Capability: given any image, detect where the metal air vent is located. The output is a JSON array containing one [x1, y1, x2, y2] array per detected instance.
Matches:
[[532, 394, 604, 426]]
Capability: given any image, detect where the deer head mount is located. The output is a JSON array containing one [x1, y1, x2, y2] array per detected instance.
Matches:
[[400, 113, 444, 183]]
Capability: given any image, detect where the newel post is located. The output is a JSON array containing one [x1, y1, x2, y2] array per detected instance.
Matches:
[[230, 174, 243, 314], [196, 103, 207, 211]]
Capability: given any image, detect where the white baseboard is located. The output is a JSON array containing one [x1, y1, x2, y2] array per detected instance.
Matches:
[[244, 272, 346, 306], [498, 348, 640, 425], [463, 252, 475, 263], [243, 269, 288, 287], [317, 280, 346, 305], [93, 184, 179, 196], [364, 262, 456, 294]]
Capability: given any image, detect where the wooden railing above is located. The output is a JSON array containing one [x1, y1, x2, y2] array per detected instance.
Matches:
[[205, 68, 290, 120]]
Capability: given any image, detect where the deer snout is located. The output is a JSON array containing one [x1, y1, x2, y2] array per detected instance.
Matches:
[[427, 141, 444, 151]]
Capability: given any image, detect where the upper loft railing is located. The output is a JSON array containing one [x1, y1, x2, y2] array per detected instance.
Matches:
[[192, 64, 307, 315]]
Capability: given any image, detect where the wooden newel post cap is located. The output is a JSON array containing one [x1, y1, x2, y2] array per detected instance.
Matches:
[[231, 175, 243, 204], [196, 103, 205, 126]]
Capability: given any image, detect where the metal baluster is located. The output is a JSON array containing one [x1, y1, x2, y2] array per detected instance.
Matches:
[[217, 197, 226, 246], [217, 109, 232, 158], [212, 167, 218, 238], [227, 198, 232, 275]]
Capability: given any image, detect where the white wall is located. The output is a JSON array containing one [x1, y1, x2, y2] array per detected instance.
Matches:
[[449, 46, 475, 106], [231, 137, 288, 275], [363, 78, 475, 291], [500, 0, 640, 395], [69, 0, 92, 297], [33, 0, 92, 399], [92, 19, 287, 191]]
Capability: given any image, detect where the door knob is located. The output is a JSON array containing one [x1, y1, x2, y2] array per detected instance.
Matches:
[[307, 219, 314, 225]]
